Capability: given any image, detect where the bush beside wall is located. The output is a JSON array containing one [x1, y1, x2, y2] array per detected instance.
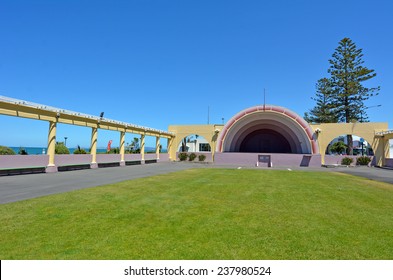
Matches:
[[0, 146, 16, 155]]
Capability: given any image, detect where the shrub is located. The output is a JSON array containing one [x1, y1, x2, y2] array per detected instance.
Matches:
[[126, 148, 141, 154], [55, 142, 70, 154], [178, 152, 188, 161], [341, 157, 353, 166], [330, 141, 347, 154], [0, 145, 16, 155], [107, 147, 120, 154], [198, 154, 206, 162], [188, 153, 197, 161], [74, 147, 87, 154], [357, 156, 371, 166], [18, 147, 28, 155]]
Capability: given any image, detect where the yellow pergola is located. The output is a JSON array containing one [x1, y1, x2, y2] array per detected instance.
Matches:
[[0, 96, 175, 171]]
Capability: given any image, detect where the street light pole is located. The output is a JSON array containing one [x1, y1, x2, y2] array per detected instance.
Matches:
[[361, 105, 381, 122], [360, 105, 381, 155]]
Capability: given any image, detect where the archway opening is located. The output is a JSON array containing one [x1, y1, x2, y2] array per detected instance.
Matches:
[[326, 134, 373, 156], [177, 134, 211, 153], [324, 134, 375, 166]]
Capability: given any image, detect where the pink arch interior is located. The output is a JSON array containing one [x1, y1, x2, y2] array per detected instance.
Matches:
[[217, 105, 318, 154]]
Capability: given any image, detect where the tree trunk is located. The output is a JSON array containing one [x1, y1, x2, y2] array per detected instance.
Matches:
[[181, 138, 187, 152], [346, 134, 353, 155]]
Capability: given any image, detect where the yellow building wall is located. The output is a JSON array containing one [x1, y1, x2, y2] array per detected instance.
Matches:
[[310, 122, 389, 166], [170, 122, 390, 166], [168, 124, 223, 160]]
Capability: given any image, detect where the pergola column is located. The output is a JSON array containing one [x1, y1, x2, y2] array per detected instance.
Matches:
[[211, 140, 215, 161], [90, 127, 98, 168], [140, 133, 145, 163], [168, 137, 174, 161], [46, 121, 58, 172], [383, 136, 390, 166], [156, 136, 160, 161], [120, 131, 126, 166]]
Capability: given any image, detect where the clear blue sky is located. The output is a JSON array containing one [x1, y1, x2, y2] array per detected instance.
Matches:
[[1, 0, 392, 148]]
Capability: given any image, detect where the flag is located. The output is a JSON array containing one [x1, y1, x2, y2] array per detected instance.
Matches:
[[107, 140, 113, 152]]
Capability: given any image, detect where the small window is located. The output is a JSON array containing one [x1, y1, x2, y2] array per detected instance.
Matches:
[[199, 143, 211, 152]]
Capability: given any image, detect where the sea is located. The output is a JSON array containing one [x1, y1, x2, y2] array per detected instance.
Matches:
[[10, 146, 163, 155]]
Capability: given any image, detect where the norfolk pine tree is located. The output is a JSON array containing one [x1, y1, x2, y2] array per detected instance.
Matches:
[[328, 38, 379, 123], [329, 38, 379, 154], [304, 78, 338, 123], [307, 38, 379, 154]]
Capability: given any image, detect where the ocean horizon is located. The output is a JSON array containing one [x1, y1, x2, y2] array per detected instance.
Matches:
[[10, 146, 163, 155]]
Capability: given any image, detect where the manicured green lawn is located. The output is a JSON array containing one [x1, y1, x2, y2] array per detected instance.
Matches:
[[1, 169, 392, 259]]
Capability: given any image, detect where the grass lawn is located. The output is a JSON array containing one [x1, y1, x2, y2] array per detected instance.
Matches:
[[1, 168, 392, 260]]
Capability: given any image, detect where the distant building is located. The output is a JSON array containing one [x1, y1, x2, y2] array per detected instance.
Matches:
[[177, 137, 211, 153]]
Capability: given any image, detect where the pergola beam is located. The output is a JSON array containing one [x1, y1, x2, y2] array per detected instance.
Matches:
[[0, 96, 174, 138], [375, 130, 393, 138]]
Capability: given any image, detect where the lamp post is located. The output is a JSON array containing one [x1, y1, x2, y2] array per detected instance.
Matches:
[[360, 105, 381, 122], [360, 138, 365, 156], [360, 105, 381, 155]]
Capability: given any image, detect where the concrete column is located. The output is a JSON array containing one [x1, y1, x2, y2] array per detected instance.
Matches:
[[211, 140, 215, 161], [140, 133, 145, 163], [156, 136, 160, 161], [321, 153, 326, 165], [383, 137, 390, 167], [168, 137, 174, 161], [317, 134, 325, 165], [211, 131, 218, 162], [373, 137, 385, 167], [46, 121, 58, 172], [120, 131, 125, 166], [90, 127, 98, 168]]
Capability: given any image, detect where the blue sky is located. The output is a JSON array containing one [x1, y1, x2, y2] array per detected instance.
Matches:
[[1, 0, 392, 148]]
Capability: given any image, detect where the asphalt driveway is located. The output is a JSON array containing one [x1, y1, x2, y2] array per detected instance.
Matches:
[[336, 166, 393, 184]]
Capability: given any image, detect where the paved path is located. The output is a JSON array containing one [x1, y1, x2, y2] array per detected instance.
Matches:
[[0, 162, 202, 204], [336, 166, 393, 184], [0, 163, 392, 205]]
